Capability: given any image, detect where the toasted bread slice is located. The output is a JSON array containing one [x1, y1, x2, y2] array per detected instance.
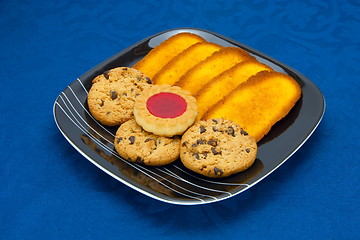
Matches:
[[174, 47, 254, 95], [133, 32, 205, 79], [194, 60, 273, 120], [152, 42, 223, 86], [202, 71, 302, 142]]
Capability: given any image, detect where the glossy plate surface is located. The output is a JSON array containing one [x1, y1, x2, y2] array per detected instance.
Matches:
[[53, 28, 325, 205]]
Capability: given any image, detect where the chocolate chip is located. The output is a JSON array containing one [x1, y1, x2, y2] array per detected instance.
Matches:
[[145, 77, 152, 84], [211, 147, 222, 155], [182, 141, 188, 147], [103, 71, 110, 79], [246, 148, 251, 153], [122, 92, 127, 96], [129, 136, 135, 144], [135, 156, 143, 163], [116, 137, 123, 144], [207, 139, 217, 146], [110, 90, 118, 100], [145, 138, 157, 146], [202, 152, 208, 159], [191, 143, 198, 147], [212, 126, 219, 132], [226, 126, 235, 137], [214, 167, 223, 176], [212, 119, 218, 124], [99, 99, 104, 107], [197, 139, 206, 145], [241, 129, 248, 136], [200, 126, 206, 134], [193, 153, 200, 160]]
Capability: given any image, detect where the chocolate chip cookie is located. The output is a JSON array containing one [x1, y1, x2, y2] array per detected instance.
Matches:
[[180, 118, 257, 178], [87, 67, 152, 126], [114, 119, 181, 166]]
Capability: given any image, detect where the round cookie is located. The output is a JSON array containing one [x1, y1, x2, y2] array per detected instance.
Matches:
[[114, 119, 181, 166], [134, 84, 198, 137], [180, 118, 257, 178], [87, 67, 152, 126]]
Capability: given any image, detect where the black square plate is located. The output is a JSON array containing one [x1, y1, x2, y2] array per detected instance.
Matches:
[[53, 28, 325, 205]]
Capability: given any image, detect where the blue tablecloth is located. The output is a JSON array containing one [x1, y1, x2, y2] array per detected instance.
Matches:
[[1, 0, 359, 239]]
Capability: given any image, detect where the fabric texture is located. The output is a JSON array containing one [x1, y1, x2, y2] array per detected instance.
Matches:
[[0, 0, 359, 239]]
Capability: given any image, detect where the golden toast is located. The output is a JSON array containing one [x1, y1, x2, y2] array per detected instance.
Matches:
[[152, 42, 223, 86], [194, 60, 273, 120], [133, 32, 205, 79], [174, 47, 254, 95], [202, 71, 302, 142]]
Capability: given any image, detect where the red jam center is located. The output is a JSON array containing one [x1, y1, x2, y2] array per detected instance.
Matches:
[[146, 92, 187, 118]]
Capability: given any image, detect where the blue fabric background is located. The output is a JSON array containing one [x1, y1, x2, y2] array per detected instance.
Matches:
[[1, 0, 359, 239]]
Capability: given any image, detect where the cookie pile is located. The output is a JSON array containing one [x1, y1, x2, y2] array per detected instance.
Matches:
[[87, 32, 301, 178]]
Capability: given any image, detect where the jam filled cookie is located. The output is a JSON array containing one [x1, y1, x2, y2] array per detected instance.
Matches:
[[134, 84, 198, 137], [87, 67, 152, 126], [114, 119, 180, 166], [180, 118, 257, 178]]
